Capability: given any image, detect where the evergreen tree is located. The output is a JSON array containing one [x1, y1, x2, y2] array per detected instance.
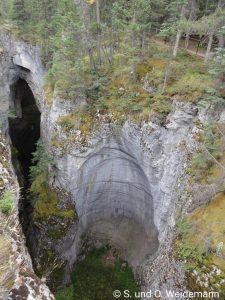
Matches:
[[12, 0, 27, 26], [0, 0, 13, 20]]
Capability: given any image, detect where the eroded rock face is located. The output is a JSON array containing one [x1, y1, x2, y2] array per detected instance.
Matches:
[[0, 131, 54, 300], [0, 32, 43, 141], [75, 139, 159, 265], [50, 101, 198, 277], [0, 33, 54, 299]]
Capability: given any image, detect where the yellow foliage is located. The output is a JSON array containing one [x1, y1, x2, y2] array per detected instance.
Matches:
[[87, 0, 95, 4]]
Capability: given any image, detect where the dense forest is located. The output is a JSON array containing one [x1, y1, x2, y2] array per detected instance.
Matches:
[[1, 0, 225, 106]]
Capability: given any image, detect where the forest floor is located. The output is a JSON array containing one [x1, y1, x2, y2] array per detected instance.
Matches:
[[154, 38, 206, 59]]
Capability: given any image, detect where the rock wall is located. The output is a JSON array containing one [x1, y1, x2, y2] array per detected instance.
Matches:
[[0, 32, 44, 141], [53, 101, 197, 236], [0, 33, 54, 299], [45, 100, 199, 285], [0, 131, 54, 300]]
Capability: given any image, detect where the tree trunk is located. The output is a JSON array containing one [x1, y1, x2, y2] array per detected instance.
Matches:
[[109, 27, 114, 64], [173, 30, 182, 57], [141, 32, 146, 54], [163, 41, 173, 91], [172, 5, 186, 57], [204, 32, 213, 63], [185, 33, 190, 49], [74, 0, 95, 71], [185, 0, 198, 49], [96, 0, 101, 64], [131, 9, 137, 49], [218, 35, 225, 48], [88, 48, 97, 72]]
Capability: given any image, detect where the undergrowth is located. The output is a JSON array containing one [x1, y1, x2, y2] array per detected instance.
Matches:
[[53, 42, 213, 139], [29, 140, 75, 220], [0, 190, 14, 214], [187, 122, 225, 183], [30, 173, 75, 220], [55, 247, 139, 300], [176, 193, 225, 295]]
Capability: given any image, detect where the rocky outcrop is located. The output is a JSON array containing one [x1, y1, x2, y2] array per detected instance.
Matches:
[[0, 33, 43, 126], [52, 101, 197, 236], [45, 100, 199, 292], [0, 32, 54, 299], [0, 130, 54, 300]]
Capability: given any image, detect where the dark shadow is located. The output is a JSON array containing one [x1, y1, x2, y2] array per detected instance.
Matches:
[[8, 78, 41, 233], [9, 78, 40, 186]]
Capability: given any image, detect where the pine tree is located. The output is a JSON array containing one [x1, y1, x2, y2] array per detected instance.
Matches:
[[12, 0, 27, 26], [0, 0, 13, 20]]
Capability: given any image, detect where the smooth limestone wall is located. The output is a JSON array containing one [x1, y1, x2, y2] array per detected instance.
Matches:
[[75, 138, 159, 265]]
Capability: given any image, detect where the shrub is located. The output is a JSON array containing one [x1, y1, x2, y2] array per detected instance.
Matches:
[[0, 190, 14, 214], [58, 115, 77, 131], [8, 108, 17, 119], [176, 216, 206, 267], [30, 140, 54, 180], [30, 173, 75, 220]]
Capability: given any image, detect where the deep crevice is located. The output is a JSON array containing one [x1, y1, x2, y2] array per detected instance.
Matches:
[[8, 78, 40, 228]]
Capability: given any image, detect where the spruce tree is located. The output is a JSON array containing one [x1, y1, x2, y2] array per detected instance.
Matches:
[[12, 0, 27, 26]]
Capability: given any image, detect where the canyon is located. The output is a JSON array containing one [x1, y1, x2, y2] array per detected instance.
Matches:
[[0, 32, 224, 299]]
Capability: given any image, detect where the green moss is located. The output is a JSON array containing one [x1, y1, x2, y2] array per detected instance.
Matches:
[[177, 193, 225, 267], [136, 62, 152, 81], [37, 247, 66, 291], [0, 190, 14, 214], [58, 115, 77, 131], [44, 86, 54, 106], [55, 286, 74, 300], [176, 193, 225, 295], [167, 73, 213, 102], [47, 250, 55, 260], [189, 193, 225, 262], [30, 173, 76, 220], [51, 138, 63, 149], [47, 229, 66, 239], [55, 247, 139, 300]]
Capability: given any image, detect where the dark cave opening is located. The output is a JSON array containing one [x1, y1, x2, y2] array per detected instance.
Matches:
[[9, 78, 40, 186], [8, 78, 40, 227]]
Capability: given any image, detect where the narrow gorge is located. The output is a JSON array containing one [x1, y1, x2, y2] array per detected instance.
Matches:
[[1, 1, 225, 298], [0, 33, 197, 298], [3, 36, 161, 288]]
